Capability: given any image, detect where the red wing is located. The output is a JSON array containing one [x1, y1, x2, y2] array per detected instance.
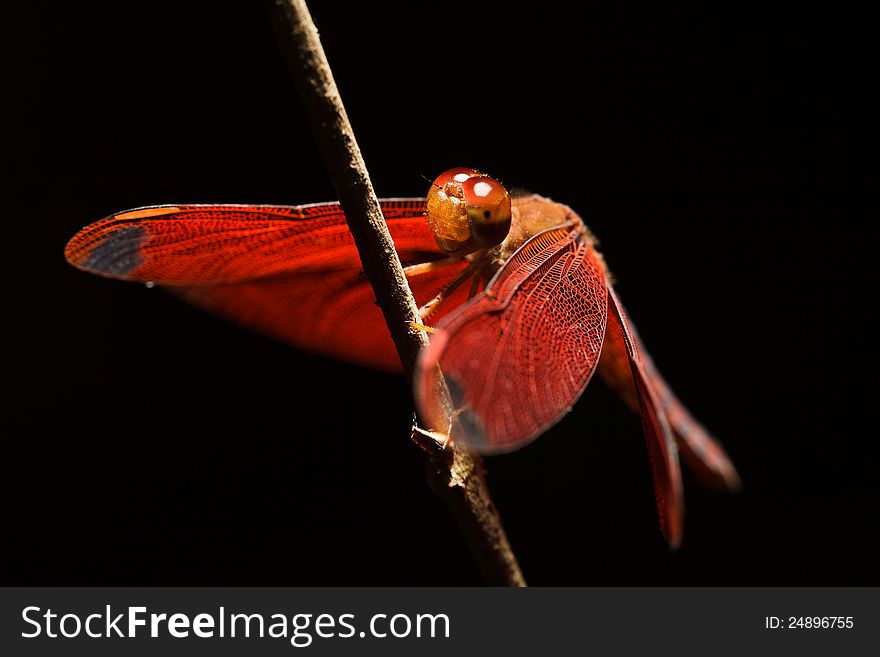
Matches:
[[176, 258, 472, 372], [66, 200, 471, 371], [598, 289, 741, 491], [604, 287, 685, 547], [415, 223, 608, 453], [65, 200, 436, 283]]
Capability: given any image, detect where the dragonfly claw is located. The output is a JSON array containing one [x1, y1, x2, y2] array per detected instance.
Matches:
[[409, 320, 436, 334]]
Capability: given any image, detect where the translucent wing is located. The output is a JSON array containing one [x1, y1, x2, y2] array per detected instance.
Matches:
[[65, 201, 435, 283], [176, 258, 471, 371], [66, 200, 469, 371], [598, 290, 741, 492], [414, 223, 608, 453], [604, 287, 685, 546]]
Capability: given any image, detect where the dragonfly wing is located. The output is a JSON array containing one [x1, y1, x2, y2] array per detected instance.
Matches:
[[604, 287, 685, 547], [646, 364, 742, 491], [66, 200, 469, 371], [175, 257, 472, 372], [598, 289, 741, 491], [65, 200, 435, 283], [415, 223, 608, 453]]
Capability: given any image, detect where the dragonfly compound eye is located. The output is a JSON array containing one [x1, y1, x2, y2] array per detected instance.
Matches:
[[433, 166, 482, 188], [425, 167, 511, 253], [462, 176, 512, 248]]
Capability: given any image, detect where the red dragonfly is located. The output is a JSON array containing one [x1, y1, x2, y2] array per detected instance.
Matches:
[[66, 167, 739, 546]]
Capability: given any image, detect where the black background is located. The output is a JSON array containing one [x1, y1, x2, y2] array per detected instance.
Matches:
[[7, 1, 874, 584]]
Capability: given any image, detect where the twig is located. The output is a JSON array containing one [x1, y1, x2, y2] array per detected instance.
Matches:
[[268, 0, 525, 586], [411, 427, 525, 586]]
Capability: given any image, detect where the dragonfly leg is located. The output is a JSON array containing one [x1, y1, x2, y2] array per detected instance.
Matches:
[[408, 320, 437, 334], [402, 256, 462, 277], [418, 251, 491, 321], [467, 266, 484, 299]]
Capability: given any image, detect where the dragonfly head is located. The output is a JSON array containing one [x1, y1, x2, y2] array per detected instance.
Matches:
[[425, 167, 512, 254]]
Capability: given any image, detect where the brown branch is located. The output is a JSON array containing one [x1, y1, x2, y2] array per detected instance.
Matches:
[[268, 0, 525, 586]]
